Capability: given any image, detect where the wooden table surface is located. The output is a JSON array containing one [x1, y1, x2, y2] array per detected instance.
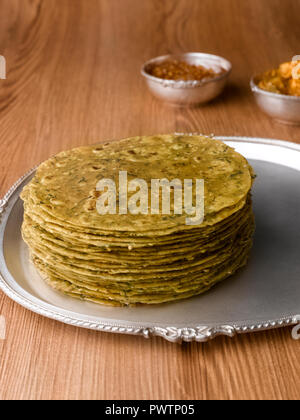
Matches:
[[0, 0, 299, 400]]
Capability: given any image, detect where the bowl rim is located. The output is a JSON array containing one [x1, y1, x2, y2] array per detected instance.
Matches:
[[250, 77, 300, 101], [141, 52, 232, 89]]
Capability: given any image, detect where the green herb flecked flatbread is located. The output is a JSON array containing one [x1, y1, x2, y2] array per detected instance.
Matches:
[[21, 134, 255, 306]]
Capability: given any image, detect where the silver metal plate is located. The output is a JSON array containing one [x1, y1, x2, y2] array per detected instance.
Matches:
[[0, 137, 299, 343]]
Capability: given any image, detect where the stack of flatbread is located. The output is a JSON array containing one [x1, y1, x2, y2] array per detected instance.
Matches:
[[21, 134, 255, 306]]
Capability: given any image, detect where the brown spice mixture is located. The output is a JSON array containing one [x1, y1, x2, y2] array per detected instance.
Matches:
[[148, 60, 225, 81]]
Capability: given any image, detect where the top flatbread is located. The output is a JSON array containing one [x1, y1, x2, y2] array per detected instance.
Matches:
[[21, 134, 254, 234]]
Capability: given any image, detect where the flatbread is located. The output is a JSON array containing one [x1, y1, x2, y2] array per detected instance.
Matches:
[[21, 134, 255, 306]]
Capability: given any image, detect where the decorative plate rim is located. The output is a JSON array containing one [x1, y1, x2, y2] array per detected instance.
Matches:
[[0, 136, 299, 343]]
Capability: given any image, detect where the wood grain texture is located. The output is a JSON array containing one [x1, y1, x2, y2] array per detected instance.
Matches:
[[0, 0, 299, 400]]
